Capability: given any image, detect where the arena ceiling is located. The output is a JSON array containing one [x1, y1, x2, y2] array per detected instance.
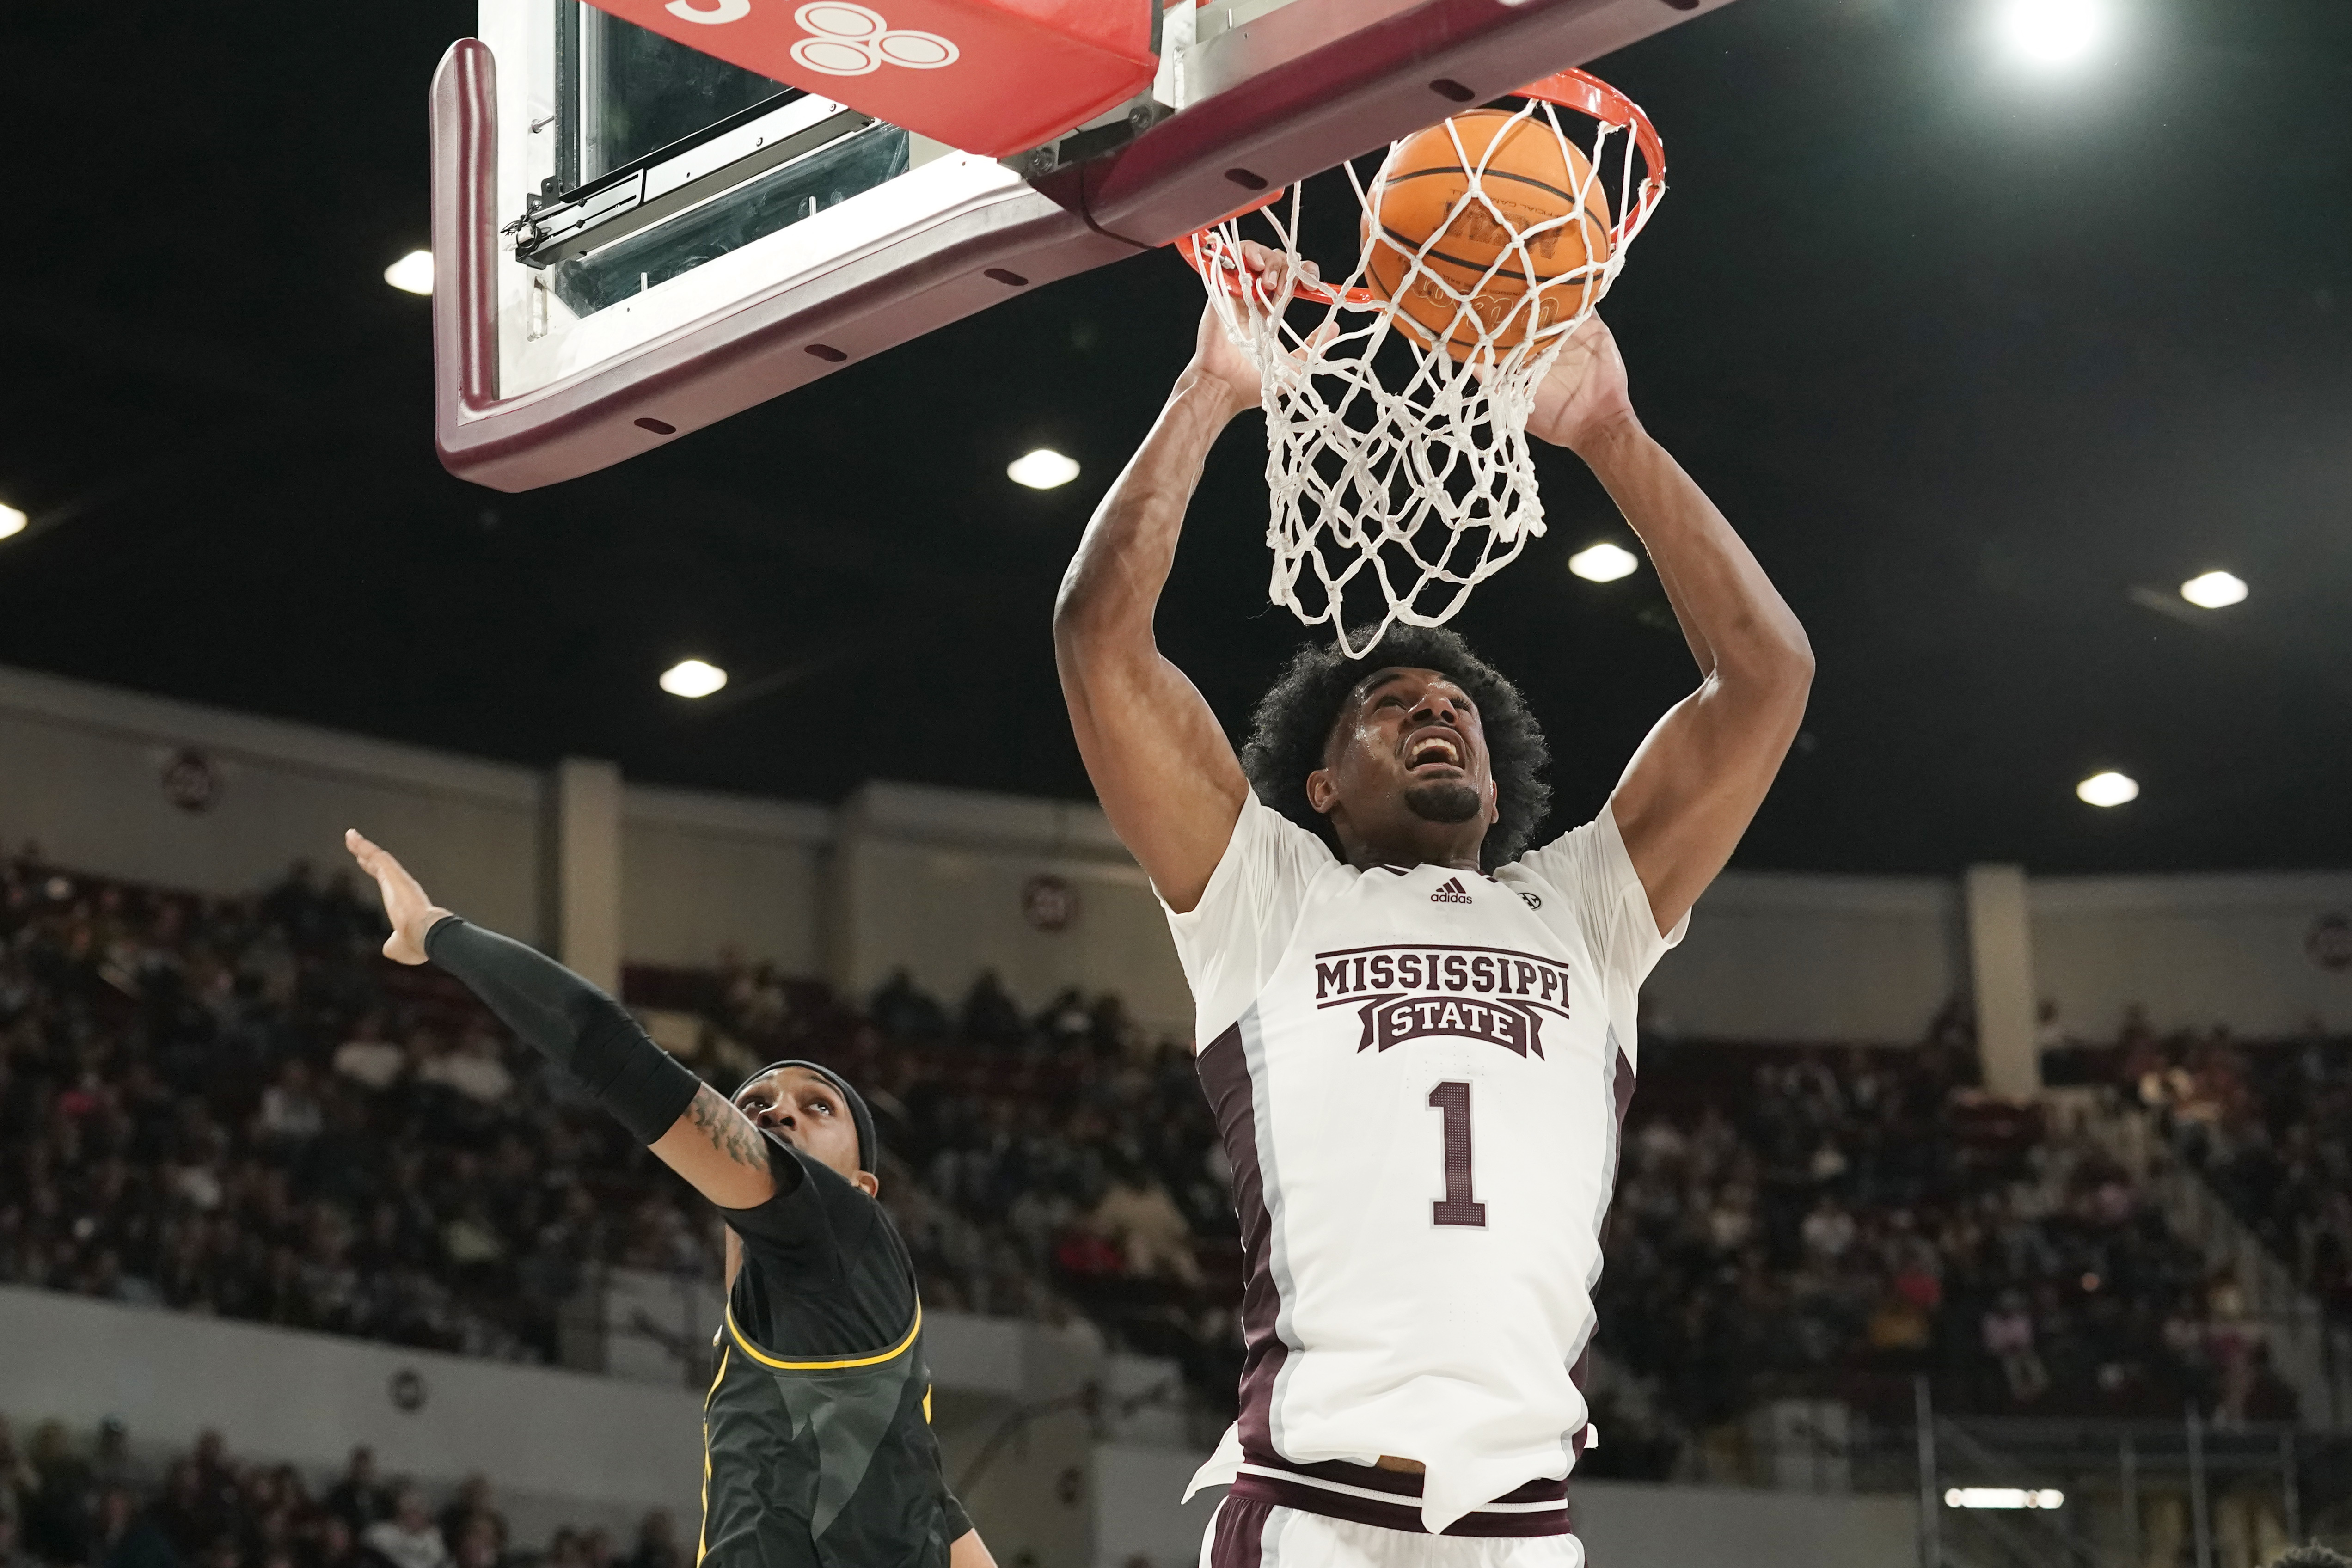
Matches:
[[1, 0, 2347, 876]]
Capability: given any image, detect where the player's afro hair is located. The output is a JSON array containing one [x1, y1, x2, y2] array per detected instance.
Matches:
[[1241, 624, 1551, 872]]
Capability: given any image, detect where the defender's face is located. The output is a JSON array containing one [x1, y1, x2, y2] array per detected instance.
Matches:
[[1308, 666, 1498, 852], [733, 1067, 868, 1190]]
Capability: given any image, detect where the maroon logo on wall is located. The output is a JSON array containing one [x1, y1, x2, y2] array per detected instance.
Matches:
[[160, 748, 222, 814], [2309, 913, 2352, 974], [1022, 874, 1077, 932]]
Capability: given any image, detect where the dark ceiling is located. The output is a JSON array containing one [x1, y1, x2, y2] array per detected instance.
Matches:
[[2, 0, 2347, 876]]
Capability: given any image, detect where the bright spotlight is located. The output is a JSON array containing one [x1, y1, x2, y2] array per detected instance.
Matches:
[[383, 251, 435, 295], [0, 503, 25, 541], [2076, 771, 2138, 808], [1945, 1488, 2065, 1510], [1006, 449, 1081, 490], [659, 659, 728, 698], [2179, 570, 2248, 609], [1997, 0, 2106, 66], [1568, 542, 1641, 583]]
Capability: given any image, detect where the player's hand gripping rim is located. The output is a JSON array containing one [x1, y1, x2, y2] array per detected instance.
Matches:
[[1189, 238, 1335, 417]]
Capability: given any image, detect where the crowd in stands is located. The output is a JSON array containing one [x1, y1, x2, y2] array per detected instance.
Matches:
[[1583, 1033, 2306, 1475], [5, 841, 2348, 1489], [2108, 1011, 2352, 1322], [0, 847, 715, 1364], [0, 844, 1231, 1399], [0, 1417, 674, 1568]]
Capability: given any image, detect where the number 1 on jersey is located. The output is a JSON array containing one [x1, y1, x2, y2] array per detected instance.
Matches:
[[1427, 1081, 1488, 1228]]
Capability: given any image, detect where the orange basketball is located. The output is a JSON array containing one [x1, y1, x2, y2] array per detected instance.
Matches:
[[1365, 109, 1613, 361]]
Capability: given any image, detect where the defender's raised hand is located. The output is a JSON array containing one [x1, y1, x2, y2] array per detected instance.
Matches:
[[344, 829, 451, 965]]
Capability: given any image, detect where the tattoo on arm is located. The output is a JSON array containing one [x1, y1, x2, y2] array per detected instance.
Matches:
[[688, 1084, 771, 1171]]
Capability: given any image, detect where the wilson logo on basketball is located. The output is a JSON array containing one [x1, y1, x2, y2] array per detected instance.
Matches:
[[1430, 876, 1474, 905]]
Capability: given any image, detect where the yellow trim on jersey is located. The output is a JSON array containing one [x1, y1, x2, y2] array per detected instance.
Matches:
[[697, 1343, 729, 1566], [923, 1385, 932, 1424], [705, 1342, 732, 1409], [723, 1300, 921, 1371]]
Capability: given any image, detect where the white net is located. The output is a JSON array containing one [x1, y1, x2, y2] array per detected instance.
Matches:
[[1188, 78, 1664, 658]]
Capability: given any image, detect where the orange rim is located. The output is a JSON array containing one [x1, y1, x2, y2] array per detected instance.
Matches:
[[1176, 66, 1665, 312]]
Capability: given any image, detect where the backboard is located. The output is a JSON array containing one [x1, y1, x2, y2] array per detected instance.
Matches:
[[434, 0, 1740, 491]]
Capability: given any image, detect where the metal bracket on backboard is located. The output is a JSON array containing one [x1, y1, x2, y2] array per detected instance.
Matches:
[[1000, 95, 1176, 183], [509, 98, 873, 267]]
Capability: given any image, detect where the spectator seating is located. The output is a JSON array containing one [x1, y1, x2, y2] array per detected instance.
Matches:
[[0, 852, 710, 1363], [4, 845, 2341, 1479], [1586, 1038, 2306, 1478], [0, 1415, 676, 1568]]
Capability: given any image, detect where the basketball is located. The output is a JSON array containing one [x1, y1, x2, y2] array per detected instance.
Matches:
[[1364, 108, 1614, 360]]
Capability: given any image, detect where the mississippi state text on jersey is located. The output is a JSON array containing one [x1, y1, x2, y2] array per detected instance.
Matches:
[[1164, 795, 1683, 1536]]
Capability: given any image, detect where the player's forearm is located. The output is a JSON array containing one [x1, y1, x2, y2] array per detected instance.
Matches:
[[1053, 370, 1243, 649], [1578, 420, 1812, 689], [424, 917, 702, 1144]]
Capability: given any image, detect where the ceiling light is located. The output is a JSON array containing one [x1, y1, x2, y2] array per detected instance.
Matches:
[[383, 251, 434, 295], [1568, 542, 1640, 583], [0, 503, 25, 541], [1006, 448, 1080, 490], [659, 659, 728, 698], [2179, 570, 2247, 609], [1945, 1489, 2064, 1511], [1996, 0, 2105, 66], [2076, 771, 2138, 808]]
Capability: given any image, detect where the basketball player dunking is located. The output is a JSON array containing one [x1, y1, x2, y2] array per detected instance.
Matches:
[[1054, 247, 1813, 1563]]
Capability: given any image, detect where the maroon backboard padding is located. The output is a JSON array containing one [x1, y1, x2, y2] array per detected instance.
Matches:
[[431, 0, 1737, 491], [1075, 0, 1718, 246], [433, 42, 500, 421]]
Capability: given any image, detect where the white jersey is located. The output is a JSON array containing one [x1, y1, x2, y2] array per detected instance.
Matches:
[[1164, 795, 1683, 1536]]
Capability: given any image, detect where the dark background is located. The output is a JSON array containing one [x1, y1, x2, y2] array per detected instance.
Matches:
[[1, 0, 2346, 874]]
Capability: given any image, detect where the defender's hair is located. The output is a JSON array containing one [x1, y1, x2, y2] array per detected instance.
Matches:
[[1240, 625, 1551, 871]]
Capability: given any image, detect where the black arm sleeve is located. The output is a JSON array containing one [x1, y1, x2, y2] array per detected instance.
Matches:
[[423, 916, 702, 1145]]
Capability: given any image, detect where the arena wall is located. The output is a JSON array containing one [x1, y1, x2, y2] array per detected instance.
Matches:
[[0, 664, 545, 943], [0, 1283, 701, 1544], [620, 783, 832, 974], [0, 1285, 1156, 1568], [0, 662, 2345, 1045], [1641, 870, 1968, 1045], [2032, 870, 2352, 1038], [833, 781, 1194, 1039]]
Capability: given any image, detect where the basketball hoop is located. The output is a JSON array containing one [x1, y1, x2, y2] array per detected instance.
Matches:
[[1179, 70, 1666, 657]]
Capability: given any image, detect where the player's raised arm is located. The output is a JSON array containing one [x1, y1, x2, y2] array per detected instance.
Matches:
[[1052, 249, 1294, 913], [343, 829, 777, 1209], [1526, 316, 1815, 936]]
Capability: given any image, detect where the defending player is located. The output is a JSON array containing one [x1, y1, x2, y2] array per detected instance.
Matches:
[[1054, 248, 1812, 1557], [343, 831, 994, 1568]]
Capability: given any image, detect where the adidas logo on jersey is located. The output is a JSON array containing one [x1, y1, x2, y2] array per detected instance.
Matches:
[[1430, 876, 1474, 905]]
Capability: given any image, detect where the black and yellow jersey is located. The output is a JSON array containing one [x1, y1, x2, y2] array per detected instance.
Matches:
[[702, 1134, 970, 1568]]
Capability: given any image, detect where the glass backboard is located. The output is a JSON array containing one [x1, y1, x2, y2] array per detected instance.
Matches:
[[434, 0, 1742, 491]]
